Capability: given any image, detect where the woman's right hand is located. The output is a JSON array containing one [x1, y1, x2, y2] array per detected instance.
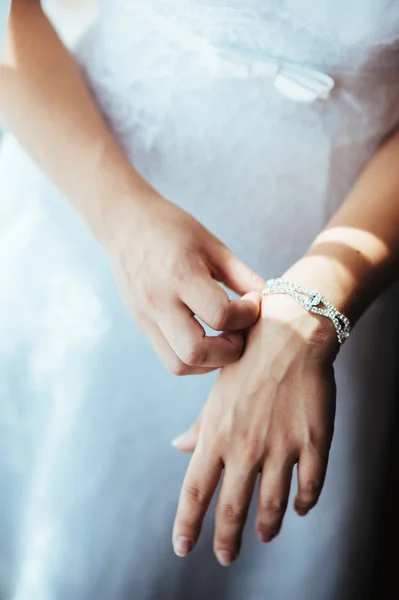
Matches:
[[105, 190, 265, 375], [0, 2, 260, 376]]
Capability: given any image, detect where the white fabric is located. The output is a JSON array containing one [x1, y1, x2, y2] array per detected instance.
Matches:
[[0, 1, 399, 599]]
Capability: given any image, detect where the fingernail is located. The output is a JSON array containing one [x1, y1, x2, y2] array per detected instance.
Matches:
[[174, 536, 192, 557], [171, 431, 192, 448], [295, 504, 309, 517], [216, 550, 236, 566], [257, 531, 275, 544], [171, 434, 185, 448]]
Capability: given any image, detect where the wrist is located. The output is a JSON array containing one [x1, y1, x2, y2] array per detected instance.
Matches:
[[283, 221, 394, 327], [282, 253, 356, 323], [265, 255, 355, 356], [259, 292, 339, 361], [88, 158, 163, 248]]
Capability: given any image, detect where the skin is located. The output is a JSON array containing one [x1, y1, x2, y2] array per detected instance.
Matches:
[[173, 135, 399, 564], [0, 0, 264, 377], [2, 0, 399, 570], [172, 294, 337, 563]]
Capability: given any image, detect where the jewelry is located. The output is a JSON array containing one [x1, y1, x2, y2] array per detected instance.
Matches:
[[261, 278, 351, 344]]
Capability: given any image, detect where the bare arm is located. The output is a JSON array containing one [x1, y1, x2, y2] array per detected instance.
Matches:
[[172, 96, 399, 564], [285, 130, 399, 325], [0, 0, 264, 373], [0, 0, 153, 242]]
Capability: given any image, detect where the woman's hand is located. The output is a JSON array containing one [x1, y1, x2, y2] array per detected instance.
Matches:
[[0, 2, 261, 375], [172, 293, 337, 564], [105, 191, 264, 375]]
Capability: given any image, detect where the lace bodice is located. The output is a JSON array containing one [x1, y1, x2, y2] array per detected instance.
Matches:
[[99, 0, 399, 74], [81, 0, 399, 180]]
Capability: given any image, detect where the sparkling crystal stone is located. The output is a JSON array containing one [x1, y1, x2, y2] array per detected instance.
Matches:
[[308, 292, 321, 306]]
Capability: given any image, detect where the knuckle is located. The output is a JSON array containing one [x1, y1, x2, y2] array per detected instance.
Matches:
[[169, 256, 187, 283], [185, 484, 207, 506], [142, 283, 158, 309], [218, 503, 246, 525], [169, 359, 189, 377], [240, 443, 265, 467], [260, 498, 285, 516], [272, 431, 297, 454], [304, 429, 327, 452], [210, 300, 229, 331], [180, 341, 206, 366]]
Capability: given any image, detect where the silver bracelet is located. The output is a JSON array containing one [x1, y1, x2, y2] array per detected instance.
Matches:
[[261, 278, 351, 344]]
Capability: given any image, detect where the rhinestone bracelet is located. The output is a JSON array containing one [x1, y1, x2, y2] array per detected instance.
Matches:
[[261, 278, 351, 344]]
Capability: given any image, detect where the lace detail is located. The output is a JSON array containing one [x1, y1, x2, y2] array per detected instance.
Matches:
[[99, 0, 399, 72], [78, 0, 399, 175]]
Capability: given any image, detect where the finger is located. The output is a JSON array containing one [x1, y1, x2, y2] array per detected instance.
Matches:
[[214, 463, 258, 566], [223, 292, 262, 330], [173, 450, 222, 557], [159, 304, 246, 367], [178, 273, 261, 331], [172, 426, 199, 453], [256, 454, 296, 543], [211, 245, 265, 295], [294, 446, 328, 516], [172, 415, 203, 453], [145, 320, 215, 376]]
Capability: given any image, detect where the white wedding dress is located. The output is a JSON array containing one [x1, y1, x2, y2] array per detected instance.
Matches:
[[1, 1, 399, 599]]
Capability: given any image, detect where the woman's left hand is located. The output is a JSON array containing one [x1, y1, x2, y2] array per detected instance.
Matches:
[[172, 292, 338, 566]]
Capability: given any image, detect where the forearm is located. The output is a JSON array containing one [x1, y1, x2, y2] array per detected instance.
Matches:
[[0, 0, 156, 242], [285, 130, 399, 324]]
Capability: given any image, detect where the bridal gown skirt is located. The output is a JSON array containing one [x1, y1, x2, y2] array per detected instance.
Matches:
[[1, 2, 399, 599]]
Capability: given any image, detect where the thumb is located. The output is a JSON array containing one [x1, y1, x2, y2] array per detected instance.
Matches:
[[214, 245, 265, 296], [171, 417, 201, 453]]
